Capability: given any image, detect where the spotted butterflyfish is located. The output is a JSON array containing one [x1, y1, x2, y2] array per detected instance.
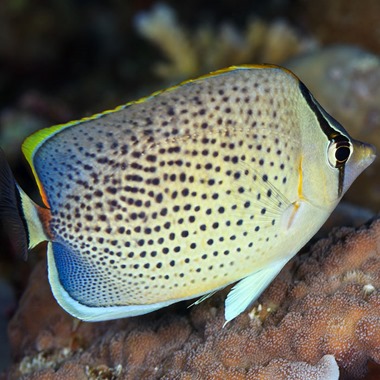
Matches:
[[0, 64, 376, 324]]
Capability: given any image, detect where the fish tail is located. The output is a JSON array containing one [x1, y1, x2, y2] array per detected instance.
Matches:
[[0, 150, 50, 259]]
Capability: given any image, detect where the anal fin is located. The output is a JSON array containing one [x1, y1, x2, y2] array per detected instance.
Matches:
[[47, 242, 183, 321], [224, 257, 290, 325]]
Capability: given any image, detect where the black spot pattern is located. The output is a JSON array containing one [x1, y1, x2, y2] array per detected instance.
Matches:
[[34, 67, 301, 307]]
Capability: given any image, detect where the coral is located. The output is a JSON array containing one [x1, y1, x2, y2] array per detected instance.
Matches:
[[5, 218, 380, 379], [134, 4, 198, 82], [134, 3, 316, 81], [250, 355, 339, 379], [287, 45, 380, 210]]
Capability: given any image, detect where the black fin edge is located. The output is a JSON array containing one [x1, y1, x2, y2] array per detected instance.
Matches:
[[0, 149, 29, 259]]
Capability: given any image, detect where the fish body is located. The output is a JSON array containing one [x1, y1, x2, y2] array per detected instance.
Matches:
[[1, 65, 376, 323]]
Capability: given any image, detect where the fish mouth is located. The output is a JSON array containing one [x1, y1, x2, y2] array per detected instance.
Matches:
[[351, 140, 376, 172], [342, 140, 376, 200]]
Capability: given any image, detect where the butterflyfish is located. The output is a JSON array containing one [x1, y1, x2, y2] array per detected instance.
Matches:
[[0, 65, 376, 323]]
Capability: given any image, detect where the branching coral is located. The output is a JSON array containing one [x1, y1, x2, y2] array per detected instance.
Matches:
[[134, 3, 316, 81], [6, 218, 380, 379]]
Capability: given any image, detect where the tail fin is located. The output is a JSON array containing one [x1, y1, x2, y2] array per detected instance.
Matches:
[[0, 149, 50, 259]]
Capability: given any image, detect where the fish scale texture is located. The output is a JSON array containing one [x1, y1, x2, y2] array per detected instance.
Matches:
[[33, 68, 300, 307]]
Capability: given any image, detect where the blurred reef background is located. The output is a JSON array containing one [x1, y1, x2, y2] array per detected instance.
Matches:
[[1, 0, 380, 379]]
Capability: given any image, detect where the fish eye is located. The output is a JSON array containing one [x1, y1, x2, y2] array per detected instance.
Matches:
[[327, 139, 352, 168]]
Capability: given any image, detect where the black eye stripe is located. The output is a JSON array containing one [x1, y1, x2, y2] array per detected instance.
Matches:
[[299, 82, 349, 142], [299, 81, 350, 198]]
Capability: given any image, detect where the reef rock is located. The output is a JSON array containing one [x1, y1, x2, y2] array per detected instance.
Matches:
[[294, 0, 380, 54], [5, 218, 380, 379]]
